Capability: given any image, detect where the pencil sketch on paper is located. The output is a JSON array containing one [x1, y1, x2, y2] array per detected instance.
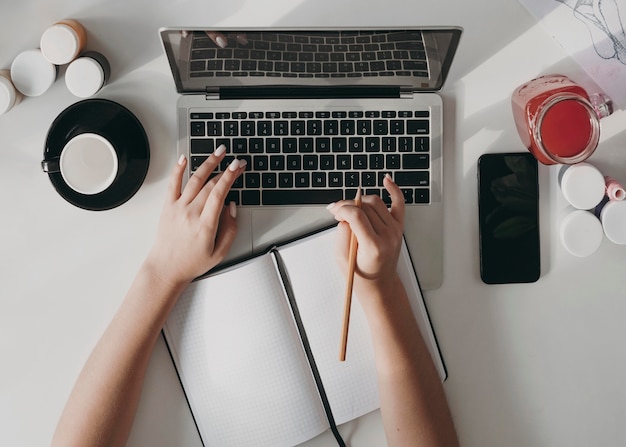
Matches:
[[555, 0, 626, 65]]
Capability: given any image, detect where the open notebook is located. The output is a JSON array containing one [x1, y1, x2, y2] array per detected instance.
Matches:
[[163, 227, 446, 447]]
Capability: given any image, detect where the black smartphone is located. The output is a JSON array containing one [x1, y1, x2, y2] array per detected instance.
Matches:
[[477, 152, 540, 284]]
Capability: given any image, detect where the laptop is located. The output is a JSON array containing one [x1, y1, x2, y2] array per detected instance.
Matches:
[[159, 27, 462, 290]]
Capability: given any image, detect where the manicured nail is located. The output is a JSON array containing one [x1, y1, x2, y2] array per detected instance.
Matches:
[[216, 36, 227, 48], [236, 34, 248, 45], [214, 144, 226, 157], [177, 154, 186, 165], [229, 201, 237, 218], [326, 202, 336, 210]]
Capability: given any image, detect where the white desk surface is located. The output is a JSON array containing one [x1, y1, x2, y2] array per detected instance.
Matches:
[[2, 1, 626, 446]]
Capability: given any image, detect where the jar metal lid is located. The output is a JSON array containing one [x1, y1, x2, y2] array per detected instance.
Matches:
[[10, 49, 57, 96]]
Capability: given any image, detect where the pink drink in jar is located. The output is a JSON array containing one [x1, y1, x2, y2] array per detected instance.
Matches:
[[511, 75, 613, 165]]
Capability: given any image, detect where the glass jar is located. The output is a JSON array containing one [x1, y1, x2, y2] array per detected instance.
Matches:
[[511, 75, 613, 165]]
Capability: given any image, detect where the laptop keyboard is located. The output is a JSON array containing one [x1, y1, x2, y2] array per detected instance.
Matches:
[[189, 31, 429, 79], [189, 109, 431, 206]]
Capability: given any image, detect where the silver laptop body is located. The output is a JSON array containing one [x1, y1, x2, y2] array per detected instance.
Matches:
[[160, 27, 462, 290]]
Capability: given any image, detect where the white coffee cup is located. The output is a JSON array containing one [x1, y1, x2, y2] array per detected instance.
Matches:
[[42, 133, 118, 195]]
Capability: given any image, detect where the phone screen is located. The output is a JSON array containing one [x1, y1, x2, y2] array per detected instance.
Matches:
[[478, 152, 540, 284]]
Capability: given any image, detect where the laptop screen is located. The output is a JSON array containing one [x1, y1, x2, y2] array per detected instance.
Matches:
[[160, 28, 462, 95]]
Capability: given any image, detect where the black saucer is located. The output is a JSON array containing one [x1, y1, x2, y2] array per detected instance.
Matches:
[[43, 99, 150, 211]]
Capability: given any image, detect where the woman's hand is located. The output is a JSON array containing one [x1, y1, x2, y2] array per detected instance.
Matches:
[[145, 145, 246, 287], [327, 175, 405, 298]]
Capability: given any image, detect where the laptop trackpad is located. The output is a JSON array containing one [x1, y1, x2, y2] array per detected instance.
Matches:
[[251, 207, 335, 253]]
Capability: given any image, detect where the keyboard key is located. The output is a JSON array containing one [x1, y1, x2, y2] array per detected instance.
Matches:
[[407, 120, 429, 134], [262, 189, 343, 205], [345, 172, 359, 187], [395, 171, 429, 186], [312, 172, 326, 187], [299, 138, 314, 153], [191, 139, 214, 154], [191, 122, 205, 136], [402, 154, 429, 169], [329, 172, 343, 187], [295, 172, 310, 187], [415, 188, 430, 204], [340, 120, 355, 135], [278, 172, 294, 188], [262, 173, 277, 188], [242, 190, 261, 205]]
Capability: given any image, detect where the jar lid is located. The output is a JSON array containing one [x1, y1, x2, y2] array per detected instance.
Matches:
[[560, 210, 603, 257], [0, 75, 17, 115], [600, 201, 626, 244], [65, 57, 104, 98], [10, 49, 57, 96], [40, 23, 81, 65], [560, 163, 605, 210]]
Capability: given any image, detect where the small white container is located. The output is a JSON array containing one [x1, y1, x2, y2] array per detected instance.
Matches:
[[599, 200, 626, 244], [559, 209, 603, 257], [10, 49, 58, 96], [559, 163, 605, 210], [0, 69, 21, 115], [40, 19, 87, 65], [65, 52, 110, 98]]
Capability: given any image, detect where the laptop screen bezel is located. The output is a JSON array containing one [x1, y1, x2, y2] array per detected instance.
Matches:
[[159, 27, 462, 96]]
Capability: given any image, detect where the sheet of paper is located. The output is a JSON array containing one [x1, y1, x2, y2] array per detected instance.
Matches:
[[518, 0, 626, 109], [164, 255, 328, 447]]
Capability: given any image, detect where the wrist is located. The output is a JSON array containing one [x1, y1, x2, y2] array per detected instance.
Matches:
[[355, 273, 404, 313], [140, 254, 192, 294]]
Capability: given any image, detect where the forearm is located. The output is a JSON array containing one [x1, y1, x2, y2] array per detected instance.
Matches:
[[51, 263, 188, 447], [360, 280, 459, 447]]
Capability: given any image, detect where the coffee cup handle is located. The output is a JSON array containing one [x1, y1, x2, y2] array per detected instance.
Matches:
[[41, 157, 60, 173]]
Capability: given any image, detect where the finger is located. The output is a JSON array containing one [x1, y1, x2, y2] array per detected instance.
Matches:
[[385, 174, 405, 225], [205, 31, 227, 48], [235, 33, 248, 46], [200, 158, 247, 227], [333, 221, 352, 271], [359, 197, 390, 234], [212, 203, 239, 260], [330, 202, 377, 249], [181, 145, 226, 204], [167, 155, 187, 203]]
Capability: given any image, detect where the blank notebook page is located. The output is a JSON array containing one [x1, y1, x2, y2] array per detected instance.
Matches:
[[277, 229, 380, 425], [165, 255, 328, 447]]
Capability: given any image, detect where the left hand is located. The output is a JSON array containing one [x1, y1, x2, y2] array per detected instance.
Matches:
[[145, 146, 246, 287]]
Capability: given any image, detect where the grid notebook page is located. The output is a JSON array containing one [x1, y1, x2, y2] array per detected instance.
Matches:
[[164, 254, 328, 447], [277, 229, 380, 425]]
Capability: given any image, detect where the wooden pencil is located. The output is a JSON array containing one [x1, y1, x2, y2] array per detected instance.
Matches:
[[339, 188, 362, 361]]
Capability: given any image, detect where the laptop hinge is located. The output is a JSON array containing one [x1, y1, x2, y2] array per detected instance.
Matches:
[[400, 86, 415, 99], [209, 86, 402, 100], [205, 88, 220, 100]]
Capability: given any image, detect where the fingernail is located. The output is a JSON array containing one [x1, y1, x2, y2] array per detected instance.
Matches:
[[214, 144, 226, 157], [237, 34, 248, 45], [177, 154, 186, 165], [326, 202, 336, 210], [229, 201, 237, 218], [216, 36, 227, 48], [228, 158, 241, 171]]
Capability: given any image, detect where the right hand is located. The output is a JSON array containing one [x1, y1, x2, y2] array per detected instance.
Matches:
[[327, 175, 406, 298]]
